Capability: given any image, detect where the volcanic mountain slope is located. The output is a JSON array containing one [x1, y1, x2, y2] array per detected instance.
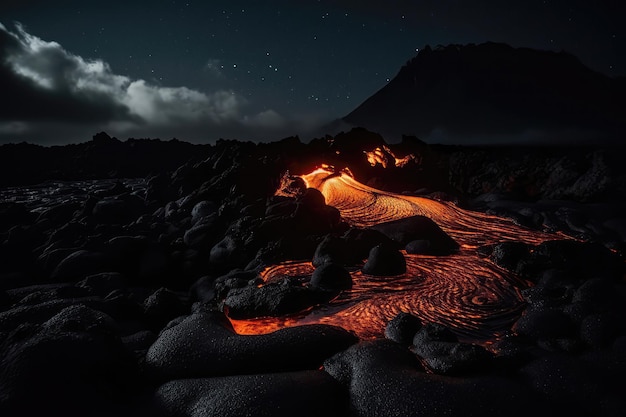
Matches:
[[337, 42, 626, 144]]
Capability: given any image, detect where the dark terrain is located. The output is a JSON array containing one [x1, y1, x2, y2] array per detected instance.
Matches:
[[1, 41, 626, 417], [0, 128, 625, 416]]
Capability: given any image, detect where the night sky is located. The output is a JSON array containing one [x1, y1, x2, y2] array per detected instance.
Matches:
[[1, 0, 624, 145]]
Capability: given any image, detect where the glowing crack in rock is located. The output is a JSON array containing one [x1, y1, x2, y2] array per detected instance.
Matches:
[[229, 167, 566, 341]]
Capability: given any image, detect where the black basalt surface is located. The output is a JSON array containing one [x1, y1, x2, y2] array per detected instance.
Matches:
[[0, 128, 625, 416]]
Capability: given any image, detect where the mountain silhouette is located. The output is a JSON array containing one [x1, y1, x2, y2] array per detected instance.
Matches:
[[334, 42, 626, 144]]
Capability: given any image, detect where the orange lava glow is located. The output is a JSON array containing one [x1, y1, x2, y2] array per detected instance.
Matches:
[[364, 146, 417, 168], [229, 167, 566, 341]]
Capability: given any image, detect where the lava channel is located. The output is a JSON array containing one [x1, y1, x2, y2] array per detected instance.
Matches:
[[229, 167, 565, 341]]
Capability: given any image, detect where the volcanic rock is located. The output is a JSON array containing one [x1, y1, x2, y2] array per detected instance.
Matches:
[[312, 234, 350, 267], [209, 235, 242, 268], [143, 287, 189, 330], [222, 280, 336, 319], [183, 215, 219, 249], [0, 202, 35, 232], [144, 311, 358, 380], [0, 305, 137, 416], [51, 250, 113, 282], [342, 227, 395, 264], [512, 306, 577, 342], [152, 371, 349, 417], [362, 244, 406, 276], [384, 312, 422, 345], [520, 354, 626, 417], [323, 340, 547, 417], [404, 239, 432, 254], [410, 323, 494, 375], [310, 263, 353, 290], [76, 272, 126, 296], [489, 241, 532, 272], [370, 215, 459, 254]]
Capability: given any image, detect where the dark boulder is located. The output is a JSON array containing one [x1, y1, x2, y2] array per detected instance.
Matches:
[[384, 312, 422, 345], [312, 234, 350, 267], [362, 244, 406, 276], [190, 200, 218, 225], [144, 312, 358, 380], [152, 371, 349, 417], [404, 239, 432, 254], [0, 305, 136, 416], [512, 306, 577, 341], [51, 250, 113, 282], [143, 287, 188, 330], [489, 241, 532, 272], [323, 340, 547, 417], [183, 215, 219, 249], [342, 227, 395, 264], [222, 281, 336, 319], [310, 263, 353, 290], [370, 215, 458, 254], [76, 272, 126, 296]]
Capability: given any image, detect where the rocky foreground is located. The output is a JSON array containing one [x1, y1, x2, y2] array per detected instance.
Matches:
[[0, 129, 625, 416]]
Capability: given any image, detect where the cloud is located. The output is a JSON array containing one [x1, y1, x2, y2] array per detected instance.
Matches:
[[0, 22, 300, 144]]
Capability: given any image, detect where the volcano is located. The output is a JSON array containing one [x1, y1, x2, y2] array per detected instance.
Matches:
[[332, 42, 626, 144]]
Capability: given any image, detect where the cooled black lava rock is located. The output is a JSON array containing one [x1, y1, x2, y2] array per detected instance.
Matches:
[[512, 306, 577, 341], [0, 202, 36, 232], [323, 340, 548, 417], [362, 244, 406, 276], [384, 312, 422, 345], [312, 234, 350, 267], [413, 323, 458, 344], [190, 200, 218, 225], [209, 235, 243, 269], [0, 305, 137, 417], [183, 215, 219, 249], [519, 354, 626, 417], [151, 371, 349, 417], [143, 287, 189, 330], [342, 227, 396, 264], [405, 239, 432, 254], [310, 263, 353, 290], [51, 250, 113, 282], [489, 241, 532, 272], [76, 272, 127, 296], [579, 313, 622, 348], [299, 188, 326, 208], [532, 240, 623, 278], [144, 311, 358, 380], [222, 280, 336, 319], [410, 323, 494, 375], [370, 215, 459, 254]]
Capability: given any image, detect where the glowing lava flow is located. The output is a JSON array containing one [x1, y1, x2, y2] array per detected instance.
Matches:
[[230, 167, 564, 341], [300, 167, 560, 248]]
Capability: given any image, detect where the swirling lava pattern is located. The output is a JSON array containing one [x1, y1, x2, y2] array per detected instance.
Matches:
[[230, 168, 562, 341]]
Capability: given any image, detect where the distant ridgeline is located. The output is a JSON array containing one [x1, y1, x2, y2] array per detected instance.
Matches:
[[0, 128, 624, 204], [0, 132, 213, 187], [339, 42, 626, 144]]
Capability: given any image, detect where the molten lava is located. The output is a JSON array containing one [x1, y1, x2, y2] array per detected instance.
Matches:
[[229, 167, 564, 341], [364, 146, 417, 168]]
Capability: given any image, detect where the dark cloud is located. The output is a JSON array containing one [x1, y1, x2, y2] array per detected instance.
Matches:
[[0, 22, 302, 144], [0, 23, 131, 123]]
